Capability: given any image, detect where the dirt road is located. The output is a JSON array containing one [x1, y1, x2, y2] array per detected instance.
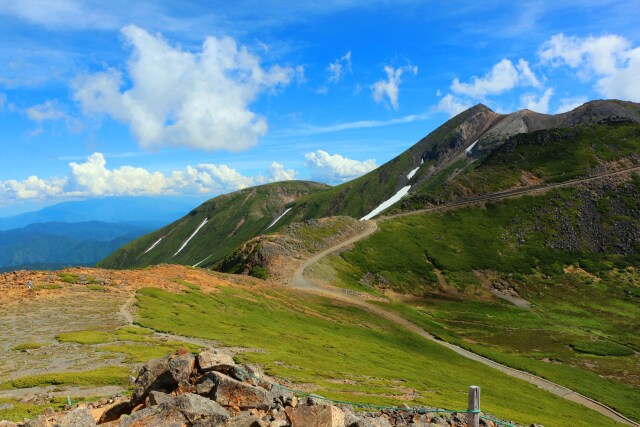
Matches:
[[289, 167, 640, 426]]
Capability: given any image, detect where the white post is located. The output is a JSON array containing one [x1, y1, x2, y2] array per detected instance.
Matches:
[[467, 385, 480, 427]]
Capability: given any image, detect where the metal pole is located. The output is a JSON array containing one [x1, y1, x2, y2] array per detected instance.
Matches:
[[467, 385, 480, 427]]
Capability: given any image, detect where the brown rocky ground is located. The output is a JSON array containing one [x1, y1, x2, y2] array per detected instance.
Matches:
[[0, 266, 259, 401]]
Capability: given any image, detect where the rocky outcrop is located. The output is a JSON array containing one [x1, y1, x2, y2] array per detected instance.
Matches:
[[5, 350, 530, 427], [216, 217, 370, 282]]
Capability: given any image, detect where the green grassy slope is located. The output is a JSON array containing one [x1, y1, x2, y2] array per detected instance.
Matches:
[[282, 104, 498, 221], [401, 120, 640, 210], [285, 100, 640, 222], [133, 283, 624, 427], [323, 177, 640, 420], [99, 181, 328, 269]]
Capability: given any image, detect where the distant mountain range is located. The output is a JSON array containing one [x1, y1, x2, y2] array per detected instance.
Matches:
[[101, 99, 640, 270], [0, 196, 202, 271], [0, 221, 154, 272], [0, 196, 200, 230]]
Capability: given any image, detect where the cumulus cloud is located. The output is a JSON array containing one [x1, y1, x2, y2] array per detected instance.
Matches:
[[451, 58, 541, 98], [555, 96, 588, 114], [520, 88, 554, 113], [327, 51, 352, 83], [263, 162, 297, 182], [0, 153, 297, 204], [73, 25, 294, 151], [372, 64, 418, 110], [435, 94, 472, 117], [539, 33, 640, 101], [304, 150, 376, 184]]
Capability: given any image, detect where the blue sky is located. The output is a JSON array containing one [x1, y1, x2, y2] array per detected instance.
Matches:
[[1, 0, 639, 215]]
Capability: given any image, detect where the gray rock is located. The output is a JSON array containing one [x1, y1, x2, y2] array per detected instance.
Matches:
[[222, 414, 263, 427], [168, 393, 230, 425], [198, 349, 235, 373], [131, 357, 173, 405], [23, 417, 49, 427], [212, 372, 275, 410], [0, 404, 14, 411], [146, 390, 173, 406], [168, 353, 196, 385], [196, 372, 218, 395], [230, 365, 272, 390], [56, 408, 97, 427], [117, 406, 187, 427], [353, 416, 393, 427]]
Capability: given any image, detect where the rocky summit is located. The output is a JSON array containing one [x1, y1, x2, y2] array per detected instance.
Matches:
[[1, 350, 528, 427]]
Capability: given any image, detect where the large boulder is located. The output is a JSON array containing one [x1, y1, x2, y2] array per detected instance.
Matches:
[[168, 353, 196, 385], [284, 404, 345, 427], [131, 353, 196, 405], [170, 393, 230, 425], [119, 393, 229, 427], [130, 357, 173, 405], [211, 372, 275, 410], [198, 349, 235, 373]]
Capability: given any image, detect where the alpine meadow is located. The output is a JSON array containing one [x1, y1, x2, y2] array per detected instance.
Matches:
[[1, 2, 639, 427]]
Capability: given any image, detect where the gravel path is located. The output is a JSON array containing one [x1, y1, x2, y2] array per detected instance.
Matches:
[[289, 170, 640, 426]]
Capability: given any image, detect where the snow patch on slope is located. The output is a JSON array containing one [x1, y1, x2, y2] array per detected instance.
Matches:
[[192, 254, 213, 268], [407, 166, 420, 180], [266, 207, 292, 230], [174, 218, 208, 257], [466, 140, 479, 154], [360, 185, 412, 221], [144, 237, 163, 254]]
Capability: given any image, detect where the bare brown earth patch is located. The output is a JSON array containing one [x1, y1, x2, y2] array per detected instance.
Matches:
[[0, 265, 260, 402]]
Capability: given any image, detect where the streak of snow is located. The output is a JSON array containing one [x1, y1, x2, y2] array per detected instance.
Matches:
[[266, 207, 292, 230], [421, 158, 424, 164], [360, 185, 411, 221], [407, 166, 420, 180], [174, 218, 208, 256], [192, 254, 213, 268], [144, 237, 163, 254], [466, 140, 478, 154]]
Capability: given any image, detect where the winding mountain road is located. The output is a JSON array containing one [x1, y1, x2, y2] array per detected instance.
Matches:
[[290, 166, 640, 426]]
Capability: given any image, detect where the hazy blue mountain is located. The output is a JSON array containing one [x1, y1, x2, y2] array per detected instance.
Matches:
[[0, 221, 153, 271], [0, 196, 202, 230]]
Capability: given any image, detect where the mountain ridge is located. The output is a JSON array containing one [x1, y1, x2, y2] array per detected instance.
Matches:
[[102, 99, 640, 270]]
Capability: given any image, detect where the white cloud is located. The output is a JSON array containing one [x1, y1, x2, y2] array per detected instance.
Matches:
[[372, 64, 417, 110], [539, 33, 640, 101], [279, 111, 431, 137], [520, 88, 554, 113], [0, 152, 297, 204], [26, 100, 68, 122], [73, 25, 294, 151], [451, 58, 541, 98], [0, 93, 6, 109], [264, 162, 297, 182], [304, 150, 376, 183], [0, 0, 118, 29], [435, 94, 472, 117], [0, 176, 66, 201], [25, 99, 84, 134], [596, 48, 640, 101], [555, 96, 588, 114], [516, 59, 541, 88], [327, 51, 352, 83]]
